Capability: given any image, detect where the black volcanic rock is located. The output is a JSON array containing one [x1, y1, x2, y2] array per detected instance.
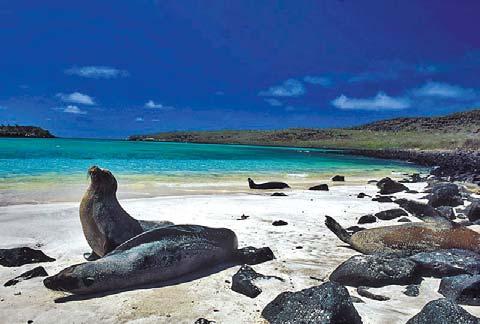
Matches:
[[261, 282, 362, 324], [234, 246, 275, 265], [309, 184, 329, 191], [374, 208, 408, 220], [271, 192, 287, 197], [329, 254, 421, 288], [372, 196, 394, 203], [332, 175, 345, 182], [428, 183, 463, 207], [404, 284, 420, 297], [0, 247, 55, 267], [231, 265, 283, 298], [272, 220, 288, 226], [406, 298, 480, 324], [377, 177, 408, 194], [4, 266, 48, 287], [358, 215, 376, 224], [356, 286, 389, 301], [409, 249, 480, 277], [398, 217, 412, 222], [437, 206, 456, 220], [394, 199, 443, 221], [438, 274, 480, 306], [467, 200, 480, 222]]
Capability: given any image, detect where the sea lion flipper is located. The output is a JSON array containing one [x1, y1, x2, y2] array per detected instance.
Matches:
[[325, 216, 352, 245], [83, 251, 101, 261]]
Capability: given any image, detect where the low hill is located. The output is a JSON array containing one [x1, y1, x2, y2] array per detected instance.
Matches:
[[0, 125, 55, 138], [128, 109, 480, 151], [353, 109, 480, 132]]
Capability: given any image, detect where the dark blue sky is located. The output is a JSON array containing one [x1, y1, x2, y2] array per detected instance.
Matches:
[[1, 1, 480, 138]]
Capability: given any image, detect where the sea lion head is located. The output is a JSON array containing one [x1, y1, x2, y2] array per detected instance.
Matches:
[[43, 264, 94, 294], [87, 166, 118, 194]]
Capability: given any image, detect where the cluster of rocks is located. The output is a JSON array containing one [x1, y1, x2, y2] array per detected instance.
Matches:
[[346, 149, 480, 185], [1, 247, 54, 288]]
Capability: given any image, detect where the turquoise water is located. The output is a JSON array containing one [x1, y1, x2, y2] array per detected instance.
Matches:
[[0, 138, 418, 182]]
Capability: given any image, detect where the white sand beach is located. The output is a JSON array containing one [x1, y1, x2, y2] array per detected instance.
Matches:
[[1, 178, 479, 324]]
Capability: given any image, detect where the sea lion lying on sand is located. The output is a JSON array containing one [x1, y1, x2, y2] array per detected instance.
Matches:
[[248, 178, 290, 190], [44, 225, 239, 295], [325, 216, 480, 255], [80, 166, 173, 258]]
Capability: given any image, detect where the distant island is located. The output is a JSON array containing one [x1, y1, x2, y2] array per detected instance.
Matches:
[[0, 125, 55, 138], [129, 108, 480, 151]]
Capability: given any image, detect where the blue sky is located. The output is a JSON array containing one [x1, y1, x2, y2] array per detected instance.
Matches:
[[1, 1, 480, 138]]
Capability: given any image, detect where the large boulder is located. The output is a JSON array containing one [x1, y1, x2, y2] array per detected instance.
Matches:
[[439, 274, 480, 306], [329, 254, 421, 287], [332, 175, 345, 182], [406, 298, 480, 324], [467, 200, 480, 222], [261, 281, 362, 324], [428, 183, 463, 208], [374, 208, 408, 220], [0, 247, 55, 267], [377, 177, 408, 195], [409, 249, 480, 277]]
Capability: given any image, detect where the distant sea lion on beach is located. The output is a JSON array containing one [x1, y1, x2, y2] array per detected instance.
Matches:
[[248, 178, 290, 190], [325, 216, 480, 255], [44, 225, 239, 295], [80, 166, 173, 258]]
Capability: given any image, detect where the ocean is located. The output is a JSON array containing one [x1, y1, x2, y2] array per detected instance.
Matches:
[[0, 138, 421, 204]]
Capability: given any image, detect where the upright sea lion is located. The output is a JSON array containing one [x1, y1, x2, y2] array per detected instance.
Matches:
[[325, 216, 480, 255], [248, 178, 290, 190], [80, 166, 172, 258], [44, 225, 238, 294]]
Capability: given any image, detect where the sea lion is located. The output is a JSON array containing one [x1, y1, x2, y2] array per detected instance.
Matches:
[[44, 225, 238, 294], [80, 166, 173, 258], [248, 178, 290, 190], [325, 216, 480, 255]]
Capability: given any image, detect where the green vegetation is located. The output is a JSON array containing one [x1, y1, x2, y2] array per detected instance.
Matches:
[[129, 109, 480, 151]]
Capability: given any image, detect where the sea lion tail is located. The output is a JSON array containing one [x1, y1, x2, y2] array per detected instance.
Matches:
[[324, 216, 352, 245]]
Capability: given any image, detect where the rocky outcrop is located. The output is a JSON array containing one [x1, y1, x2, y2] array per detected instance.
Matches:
[[309, 184, 329, 191], [374, 208, 408, 221], [0, 125, 55, 138], [347, 149, 480, 185]]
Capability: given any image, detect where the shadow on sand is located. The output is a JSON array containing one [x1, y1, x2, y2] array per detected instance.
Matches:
[[53, 261, 239, 303]]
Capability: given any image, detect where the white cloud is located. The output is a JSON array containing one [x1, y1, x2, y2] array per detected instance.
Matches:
[[303, 76, 331, 86], [65, 66, 129, 79], [57, 92, 95, 105], [332, 92, 410, 110], [413, 81, 476, 99], [135, 117, 144, 122], [264, 98, 283, 107], [258, 79, 305, 97], [144, 100, 174, 110], [63, 105, 87, 114]]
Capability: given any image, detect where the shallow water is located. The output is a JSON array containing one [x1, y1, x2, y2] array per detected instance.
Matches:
[[0, 138, 422, 204]]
